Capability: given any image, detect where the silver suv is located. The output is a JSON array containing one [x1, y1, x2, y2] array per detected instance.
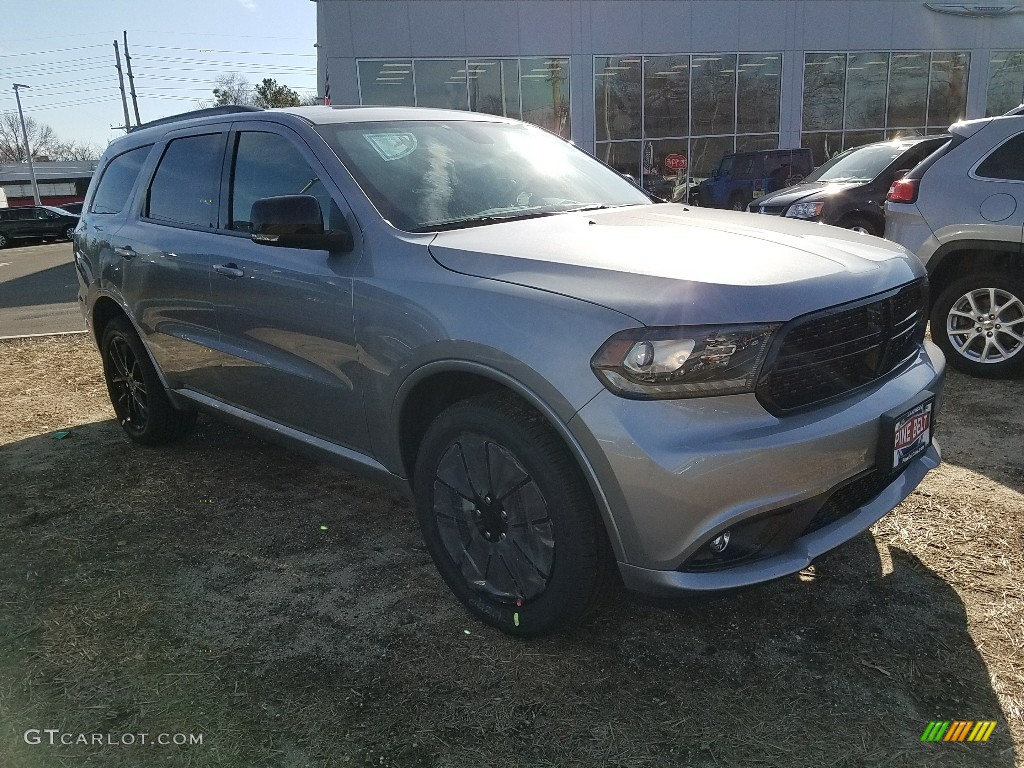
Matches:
[[76, 105, 944, 635], [885, 114, 1024, 377]]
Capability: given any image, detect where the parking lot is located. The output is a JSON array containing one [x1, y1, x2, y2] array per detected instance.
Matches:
[[0, 334, 1020, 767], [0, 242, 84, 338]]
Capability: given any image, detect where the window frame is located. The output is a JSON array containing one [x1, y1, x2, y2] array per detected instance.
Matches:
[[88, 144, 154, 216], [970, 129, 1024, 184]]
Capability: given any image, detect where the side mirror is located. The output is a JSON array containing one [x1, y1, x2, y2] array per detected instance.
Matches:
[[250, 195, 354, 252]]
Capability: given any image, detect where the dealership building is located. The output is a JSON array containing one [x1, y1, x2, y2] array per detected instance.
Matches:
[[314, 0, 1024, 187]]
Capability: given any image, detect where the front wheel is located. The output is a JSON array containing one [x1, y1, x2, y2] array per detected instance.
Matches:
[[0, 232, 8, 249], [413, 394, 615, 636], [101, 316, 197, 444], [728, 195, 746, 211], [930, 273, 1024, 378], [840, 214, 882, 237], [65, 226, 76, 241]]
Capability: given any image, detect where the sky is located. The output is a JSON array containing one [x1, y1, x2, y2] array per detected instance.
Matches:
[[0, 0, 318, 153]]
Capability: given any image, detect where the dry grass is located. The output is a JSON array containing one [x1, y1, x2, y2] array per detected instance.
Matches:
[[0, 335, 1021, 768]]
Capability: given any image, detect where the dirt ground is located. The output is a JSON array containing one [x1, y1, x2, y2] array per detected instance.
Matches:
[[0, 335, 1021, 768]]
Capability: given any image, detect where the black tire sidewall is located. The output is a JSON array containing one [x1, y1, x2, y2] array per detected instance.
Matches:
[[101, 317, 195, 444], [930, 272, 1024, 378], [413, 398, 604, 637]]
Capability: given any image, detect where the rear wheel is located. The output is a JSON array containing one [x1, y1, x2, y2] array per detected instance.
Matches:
[[728, 194, 746, 211], [0, 232, 8, 248], [413, 393, 615, 636], [65, 225, 76, 241], [930, 272, 1024, 378], [101, 317, 197, 444]]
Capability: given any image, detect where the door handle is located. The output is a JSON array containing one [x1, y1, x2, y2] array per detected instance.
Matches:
[[113, 246, 136, 260], [213, 263, 244, 278]]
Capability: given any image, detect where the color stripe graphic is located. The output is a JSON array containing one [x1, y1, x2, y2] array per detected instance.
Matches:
[[921, 721, 996, 742]]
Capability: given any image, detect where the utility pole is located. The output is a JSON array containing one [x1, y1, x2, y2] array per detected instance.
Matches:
[[123, 31, 142, 125], [11, 83, 41, 205], [113, 40, 132, 132]]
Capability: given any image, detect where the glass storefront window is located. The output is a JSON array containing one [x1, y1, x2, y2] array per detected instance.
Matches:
[[596, 56, 643, 141], [691, 54, 737, 136], [987, 51, 1024, 117], [803, 54, 846, 131], [642, 138, 689, 200], [521, 57, 571, 138], [358, 59, 414, 107], [469, 59, 521, 120], [737, 54, 782, 134], [735, 134, 780, 153], [596, 141, 641, 181], [887, 52, 929, 128], [845, 51, 889, 130], [414, 59, 469, 110], [801, 131, 844, 165], [643, 56, 689, 139], [690, 135, 735, 181], [929, 53, 970, 125]]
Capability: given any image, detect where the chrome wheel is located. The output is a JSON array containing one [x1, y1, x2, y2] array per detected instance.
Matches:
[[946, 287, 1024, 365], [848, 225, 870, 234], [432, 433, 554, 604], [65, 226, 76, 240], [0, 233, 7, 248], [107, 335, 149, 432]]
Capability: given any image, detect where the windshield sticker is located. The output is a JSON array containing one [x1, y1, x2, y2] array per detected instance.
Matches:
[[364, 133, 418, 161]]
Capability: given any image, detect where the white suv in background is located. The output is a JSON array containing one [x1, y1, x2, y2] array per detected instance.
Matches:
[[886, 114, 1024, 378]]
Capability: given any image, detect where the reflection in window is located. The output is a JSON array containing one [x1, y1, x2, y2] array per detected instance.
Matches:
[[803, 54, 846, 131], [642, 138, 689, 200], [845, 52, 888, 130], [596, 141, 641, 181], [691, 54, 737, 136], [737, 54, 781, 134], [736, 134, 780, 153], [357, 57, 569, 137], [415, 59, 468, 110], [643, 56, 689, 139], [887, 52, 929, 128], [929, 53, 970, 125], [690, 135, 735, 180], [596, 56, 643, 140], [469, 60, 521, 120], [358, 60, 414, 106], [987, 51, 1024, 117], [520, 58, 571, 138], [803, 50, 971, 159]]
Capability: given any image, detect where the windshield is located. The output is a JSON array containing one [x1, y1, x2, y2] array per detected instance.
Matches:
[[316, 120, 652, 232], [805, 142, 913, 183]]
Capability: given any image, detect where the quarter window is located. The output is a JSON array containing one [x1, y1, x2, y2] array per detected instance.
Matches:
[[146, 134, 224, 228], [976, 134, 1024, 181], [91, 145, 151, 215]]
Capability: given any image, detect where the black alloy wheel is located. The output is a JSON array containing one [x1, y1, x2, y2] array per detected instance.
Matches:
[[101, 316, 197, 444], [414, 393, 615, 636]]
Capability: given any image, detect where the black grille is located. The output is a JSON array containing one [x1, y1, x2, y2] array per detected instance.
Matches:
[[757, 280, 927, 413], [756, 204, 787, 216], [801, 468, 900, 536]]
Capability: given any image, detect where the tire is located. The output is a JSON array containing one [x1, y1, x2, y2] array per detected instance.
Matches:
[[840, 214, 881, 237], [728, 194, 746, 211], [930, 272, 1024, 378], [413, 393, 615, 636], [101, 316, 197, 444], [0, 232, 8, 249], [65, 226, 76, 241]]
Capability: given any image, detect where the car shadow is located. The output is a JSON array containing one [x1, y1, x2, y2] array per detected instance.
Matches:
[[0, 415, 1017, 767], [0, 260, 79, 309]]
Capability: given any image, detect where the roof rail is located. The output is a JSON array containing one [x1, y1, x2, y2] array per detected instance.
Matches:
[[134, 105, 262, 131]]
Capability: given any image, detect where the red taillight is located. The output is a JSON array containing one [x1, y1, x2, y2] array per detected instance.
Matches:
[[887, 178, 919, 203]]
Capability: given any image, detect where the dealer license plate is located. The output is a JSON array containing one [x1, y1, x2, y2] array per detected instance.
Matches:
[[882, 395, 934, 474]]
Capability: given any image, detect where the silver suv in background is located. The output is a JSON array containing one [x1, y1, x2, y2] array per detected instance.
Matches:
[[76, 105, 944, 636], [886, 115, 1024, 377]]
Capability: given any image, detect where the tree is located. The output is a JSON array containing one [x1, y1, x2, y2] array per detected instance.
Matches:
[[211, 73, 310, 109], [0, 113, 98, 162]]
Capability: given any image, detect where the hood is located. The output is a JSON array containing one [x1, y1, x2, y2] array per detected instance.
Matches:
[[427, 204, 923, 327], [755, 180, 862, 208]]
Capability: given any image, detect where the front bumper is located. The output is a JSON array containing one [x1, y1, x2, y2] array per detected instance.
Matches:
[[569, 340, 945, 596]]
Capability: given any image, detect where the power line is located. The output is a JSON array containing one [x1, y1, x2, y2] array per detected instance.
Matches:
[[0, 44, 107, 59], [135, 44, 315, 58]]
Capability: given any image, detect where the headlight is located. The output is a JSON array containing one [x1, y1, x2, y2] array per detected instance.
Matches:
[[591, 324, 780, 399], [785, 201, 825, 219]]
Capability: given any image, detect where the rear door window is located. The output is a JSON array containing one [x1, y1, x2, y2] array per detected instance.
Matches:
[[146, 133, 226, 228], [91, 145, 151, 215]]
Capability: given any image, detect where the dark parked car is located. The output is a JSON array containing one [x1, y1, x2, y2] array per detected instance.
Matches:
[[690, 149, 813, 210], [0, 205, 79, 248], [749, 137, 947, 236]]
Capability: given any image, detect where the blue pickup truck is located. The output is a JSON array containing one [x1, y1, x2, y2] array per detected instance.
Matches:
[[690, 148, 813, 210]]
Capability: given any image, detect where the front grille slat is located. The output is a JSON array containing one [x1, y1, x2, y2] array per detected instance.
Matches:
[[757, 280, 927, 413]]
